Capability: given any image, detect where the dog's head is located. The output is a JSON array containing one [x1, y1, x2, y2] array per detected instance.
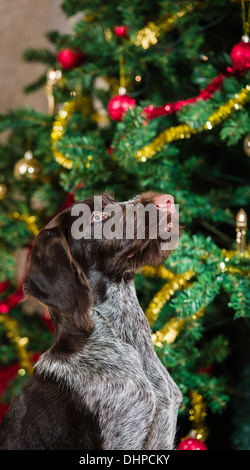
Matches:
[[23, 192, 179, 332]]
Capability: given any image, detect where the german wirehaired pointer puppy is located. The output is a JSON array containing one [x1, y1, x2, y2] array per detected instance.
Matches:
[[0, 192, 182, 450]]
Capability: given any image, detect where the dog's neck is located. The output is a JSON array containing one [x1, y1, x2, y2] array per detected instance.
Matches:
[[93, 275, 154, 361], [42, 275, 156, 376], [94, 276, 140, 318]]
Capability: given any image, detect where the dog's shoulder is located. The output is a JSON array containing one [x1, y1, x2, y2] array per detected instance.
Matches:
[[35, 309, 148, 386]]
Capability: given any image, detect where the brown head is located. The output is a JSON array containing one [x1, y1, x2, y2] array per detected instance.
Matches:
[[23, 192, 179, 333]]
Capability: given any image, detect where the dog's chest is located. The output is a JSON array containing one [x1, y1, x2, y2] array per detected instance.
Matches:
[[97, 280, 153, 357], [96, 280, 173, 405]]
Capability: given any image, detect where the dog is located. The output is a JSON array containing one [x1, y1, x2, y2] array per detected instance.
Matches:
[[0, 192, 182, 450]]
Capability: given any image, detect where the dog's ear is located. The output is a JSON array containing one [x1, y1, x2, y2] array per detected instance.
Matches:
[[23, 227, 93, 332]]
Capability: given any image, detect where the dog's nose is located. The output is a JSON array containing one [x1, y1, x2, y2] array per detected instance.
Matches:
[[154, 194, 175, 213]]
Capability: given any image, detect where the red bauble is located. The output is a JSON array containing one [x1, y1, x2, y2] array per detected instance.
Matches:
[[114, 25, 129, 38], [107, 95, 136, 121], [177, 438, 207, 450], [230, 40, 250, 71], [198, 364, 214, 375], [57, 48, 84, 70]]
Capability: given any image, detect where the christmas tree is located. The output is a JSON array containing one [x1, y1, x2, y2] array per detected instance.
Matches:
[[0, 0, 250, 450]]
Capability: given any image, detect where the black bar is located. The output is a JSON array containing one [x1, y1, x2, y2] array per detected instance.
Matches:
[[0, 449, 243, 467]]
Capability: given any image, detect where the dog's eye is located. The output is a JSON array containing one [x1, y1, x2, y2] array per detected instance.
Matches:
[[91, 212, 105, 222]]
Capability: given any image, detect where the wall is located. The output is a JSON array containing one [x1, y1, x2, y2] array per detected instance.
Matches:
[[0, 0, 71, 114]]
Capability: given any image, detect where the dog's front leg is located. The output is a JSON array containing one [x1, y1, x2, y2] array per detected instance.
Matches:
[[142, 355, 182, 450], [97, 376, 156, 450], [143, 398, 180, 450]]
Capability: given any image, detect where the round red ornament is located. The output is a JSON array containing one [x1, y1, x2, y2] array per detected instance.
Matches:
[[230, 40, 250, 71], [114, 25, 129, 38], [177, 438, 207, 450], [107, 95, 136, 121], [57, 48, 84, 70]]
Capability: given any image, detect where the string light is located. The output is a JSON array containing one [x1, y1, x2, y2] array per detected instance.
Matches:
[[45, 68, 62, 115], [236, 208, 247, 253]]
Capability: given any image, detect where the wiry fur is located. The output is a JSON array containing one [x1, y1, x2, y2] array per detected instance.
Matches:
[[0, 192, 182, 450]]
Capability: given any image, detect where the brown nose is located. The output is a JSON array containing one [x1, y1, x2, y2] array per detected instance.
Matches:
[[154, 194, 175, 213]]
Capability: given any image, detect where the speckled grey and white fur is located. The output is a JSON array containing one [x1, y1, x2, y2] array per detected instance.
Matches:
[[94, 279, 182, 449]]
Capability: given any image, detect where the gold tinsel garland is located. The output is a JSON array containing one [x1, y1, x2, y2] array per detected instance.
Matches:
[[131, 3, 199, 49], [51, 96, 92, 169], [152, 306, 205, 347], [0, 314, 33, 376], [143, 248, 250, 341], [135, 84, 250, 161], [145, 270, 195, 327], [220, 248, 250, 275], [178, 389, 209, 444], [143, 265, 204, 346], [141, 264, 175, 281], [188, 389, 209, 442], [10, 212, 39, 237]]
